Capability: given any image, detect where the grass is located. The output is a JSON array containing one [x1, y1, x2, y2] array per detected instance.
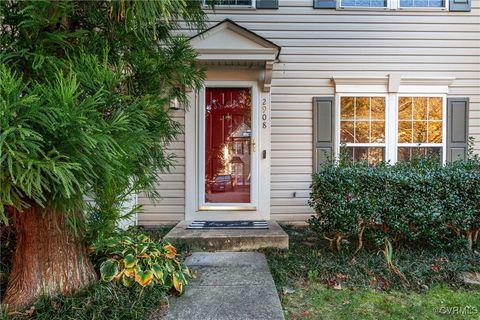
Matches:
[[265, 226, 480, 320], [281, 283, 480, 320]]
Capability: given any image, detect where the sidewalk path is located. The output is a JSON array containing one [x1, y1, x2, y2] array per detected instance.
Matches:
[[165, 252, 285, 320]]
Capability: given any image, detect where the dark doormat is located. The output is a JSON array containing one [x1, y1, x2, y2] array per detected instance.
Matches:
[[187, 221, 269, 230]]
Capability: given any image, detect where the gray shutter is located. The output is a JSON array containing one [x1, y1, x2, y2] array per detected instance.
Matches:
[[314, 0, 337, 9], [313, 97, 335, 171], [256, 0, 279, 9], [449, 0, 471, 11], [447, 97, 469, 162]]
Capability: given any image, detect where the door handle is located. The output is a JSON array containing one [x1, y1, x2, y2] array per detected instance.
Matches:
[[252, 138, 256, 152]]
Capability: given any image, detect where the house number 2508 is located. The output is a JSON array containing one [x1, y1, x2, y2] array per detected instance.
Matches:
[[261, 98, 268, 129]]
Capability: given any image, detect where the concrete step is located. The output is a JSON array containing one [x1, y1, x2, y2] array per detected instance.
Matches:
[[165, 252, 285, 320], [164, 220, 289, 251]]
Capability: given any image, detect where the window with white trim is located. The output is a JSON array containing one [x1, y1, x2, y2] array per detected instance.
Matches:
[[339, 0, 446, 9], [340, 0, 387, 8], [340, 96, 386, 164], [399, 0, 445, 7], [337, 94, 446, 164], [397, 96, 444, 161], [203, 0, 254, 7]]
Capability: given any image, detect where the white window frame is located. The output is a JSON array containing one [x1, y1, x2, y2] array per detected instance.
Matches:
[[336, 92, 447, 163], [336, 94, 390, 163], [395, 0, 448, 10], [337, 0, 388, 10], [338, 0, 447, 10], [202, 0, 256, 8], [395, 94, 447, 163]]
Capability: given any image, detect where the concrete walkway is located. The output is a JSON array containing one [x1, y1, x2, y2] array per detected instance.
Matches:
[[165, 252, 285, 320]]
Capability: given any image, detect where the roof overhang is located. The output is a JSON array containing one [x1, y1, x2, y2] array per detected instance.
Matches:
[[189, 19, 281, 92]]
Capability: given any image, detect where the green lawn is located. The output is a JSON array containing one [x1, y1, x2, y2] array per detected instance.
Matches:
[[281, 283, 480, 320], [266, 226, 480, 320]]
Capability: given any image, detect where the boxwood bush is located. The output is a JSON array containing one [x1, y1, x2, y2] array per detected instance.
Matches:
[[309, 156, 480, 251]]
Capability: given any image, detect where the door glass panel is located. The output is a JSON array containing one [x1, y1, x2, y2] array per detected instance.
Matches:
[[205, 88, 252, 204]]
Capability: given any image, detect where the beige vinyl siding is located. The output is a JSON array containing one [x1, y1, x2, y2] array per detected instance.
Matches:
[[137, 111, 186, 226], [138, 0, 480, 225]]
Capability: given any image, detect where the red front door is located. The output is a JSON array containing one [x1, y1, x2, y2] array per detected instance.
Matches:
[[204, 87, 252, 204]]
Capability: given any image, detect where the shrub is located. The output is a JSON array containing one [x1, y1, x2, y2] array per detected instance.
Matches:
[[90, 233, 192, 294], [309, 156, 480, 251]]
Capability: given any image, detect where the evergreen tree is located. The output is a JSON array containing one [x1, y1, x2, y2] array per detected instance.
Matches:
[[0, 0, 207, 310]]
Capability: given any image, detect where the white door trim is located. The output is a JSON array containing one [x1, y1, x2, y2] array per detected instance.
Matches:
[[185, 80, 271, 221]]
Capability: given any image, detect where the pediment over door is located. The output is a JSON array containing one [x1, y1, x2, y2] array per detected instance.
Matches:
[[189, 19, 281, 92]]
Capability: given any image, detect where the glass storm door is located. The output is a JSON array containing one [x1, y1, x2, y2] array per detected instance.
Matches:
[[203, 87, 254, 205]]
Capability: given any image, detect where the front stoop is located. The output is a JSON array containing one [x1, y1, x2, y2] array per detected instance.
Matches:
[[164, 220, 289, 251], [165, 252, 285, 320]]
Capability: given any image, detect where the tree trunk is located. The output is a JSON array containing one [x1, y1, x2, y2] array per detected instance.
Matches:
[[3, 205, 97, 312]]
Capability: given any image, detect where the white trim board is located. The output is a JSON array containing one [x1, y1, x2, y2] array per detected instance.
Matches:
[[185, 80, 271, 221], [332, 75, 455, 94]]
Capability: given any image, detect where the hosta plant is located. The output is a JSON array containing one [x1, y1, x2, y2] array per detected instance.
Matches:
[[91, 233, 192, 294]]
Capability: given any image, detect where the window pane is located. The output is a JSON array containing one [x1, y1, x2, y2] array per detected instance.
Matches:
[[346, 146, 354, 160], [398, 97, 412, 120], [413, 121, 428, 143], [397, 147, 442, 162], [398, 96, 443, 144], [356, 97, 370, 120], [370, 121, 385, 143], [340, 96, 385, 144], [341, 121, 355, 143], [212, 0, 253, 5], [341, 97, 355, 119], [413, 97, 427, 120], [400, 0, 444, 7], [346, 147, 385, 165], [413, 0, 429, 6], [398, 121, 412, 143], [369, 147, 384, 165], [371, 97, 385, 120], [340, 96, 385, 164], [342, 0, 387, 6], [429, 0, 445, 6], [400, 0, 414, 6], [428, 121, 442, 143], [429, 97, 442, 120], [397, 147, 411, 162], [355, 121, 370, 143], [353, 147, 368, 162]]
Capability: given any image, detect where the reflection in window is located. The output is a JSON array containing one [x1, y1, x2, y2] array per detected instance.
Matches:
[[203, 0, 253, 6], [397, 147, 442, 161], [340, 96, 386, 164], [397, 97, 443, 162], [400, 0, 445, 7], [346, 147, 386, 163], [205, 88, 252, 204], [341, 0, 387, 7]]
